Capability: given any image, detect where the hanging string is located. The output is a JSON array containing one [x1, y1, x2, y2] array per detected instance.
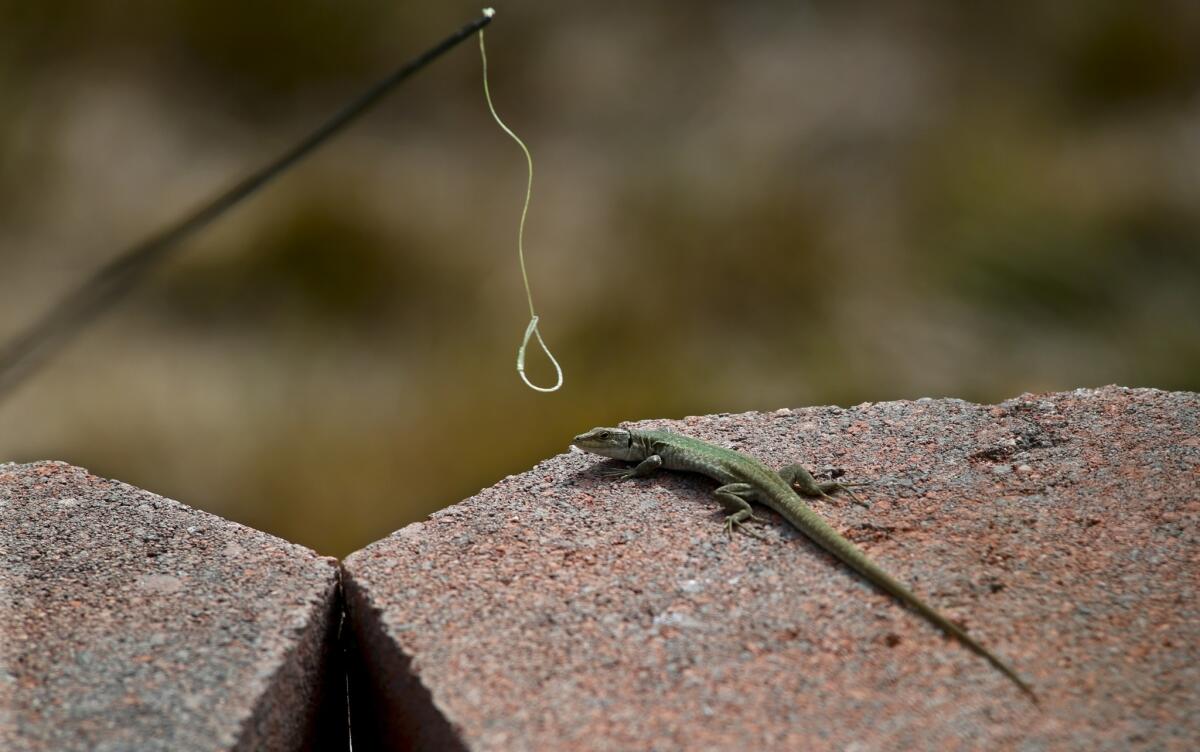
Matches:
[[479, 9, 564, 393]]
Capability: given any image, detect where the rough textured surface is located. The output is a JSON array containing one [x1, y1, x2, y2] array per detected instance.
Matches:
[[343, 386, 1199, 751], [0, 462, 346, 752]]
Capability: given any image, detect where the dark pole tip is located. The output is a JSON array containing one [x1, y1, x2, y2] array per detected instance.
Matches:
[[0, 9, 500, 404]]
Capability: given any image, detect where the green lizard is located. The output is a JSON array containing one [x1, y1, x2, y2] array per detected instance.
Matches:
[[572, 426, 1037, 701]]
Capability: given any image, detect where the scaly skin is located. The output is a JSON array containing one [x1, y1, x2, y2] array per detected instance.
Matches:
[[572, 426, 1037, 701]]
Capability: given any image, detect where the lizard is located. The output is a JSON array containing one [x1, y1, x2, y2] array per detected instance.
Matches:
[[571, 426, 1038, 701]]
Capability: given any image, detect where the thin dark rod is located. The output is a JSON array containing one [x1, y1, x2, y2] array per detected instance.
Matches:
[[0, 11, 494, 402]]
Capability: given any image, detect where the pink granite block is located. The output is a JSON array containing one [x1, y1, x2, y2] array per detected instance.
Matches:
[[343, 386, 1199, 750], [0, 462, 345, 751]]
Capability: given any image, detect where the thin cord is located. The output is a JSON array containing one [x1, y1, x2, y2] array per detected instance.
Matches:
[[479, 15, 564, 393]]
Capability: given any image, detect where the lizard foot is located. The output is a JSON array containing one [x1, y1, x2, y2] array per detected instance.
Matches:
[[724, 513, 767, 540], [813, 482, 870, 508], [596, 466, 634, 480], [833, 484, 870, 508]]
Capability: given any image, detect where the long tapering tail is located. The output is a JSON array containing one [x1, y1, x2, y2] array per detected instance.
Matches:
[[776, 494, 1039, 702]]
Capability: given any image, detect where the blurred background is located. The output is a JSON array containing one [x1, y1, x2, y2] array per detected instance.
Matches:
[[1, 1, 1197, 557]]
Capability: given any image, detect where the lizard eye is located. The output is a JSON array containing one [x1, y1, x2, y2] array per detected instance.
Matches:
[[595, 430, 611, 440]]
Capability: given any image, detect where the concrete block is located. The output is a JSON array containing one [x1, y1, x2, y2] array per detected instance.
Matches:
[[342, 387, 1200, 750], [0, 462, 345, 751]]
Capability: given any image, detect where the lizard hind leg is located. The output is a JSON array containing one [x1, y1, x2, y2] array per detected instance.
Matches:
[[713, 483, 767, 540], [778, 463, 870, 508]]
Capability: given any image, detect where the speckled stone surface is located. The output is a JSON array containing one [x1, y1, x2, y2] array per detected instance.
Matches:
[[343, 386, 1199, 751], [0, 462, 345, 752]]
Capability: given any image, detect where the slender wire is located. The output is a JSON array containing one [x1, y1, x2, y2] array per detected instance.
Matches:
[[0, 10, 494, 404], [479, 23, 564, 393]]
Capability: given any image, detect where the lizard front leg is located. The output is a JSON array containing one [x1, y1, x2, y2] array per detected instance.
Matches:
[[713, 483, 766, 539], [600, 454, 664, 480], [778, 463, 869, 507]]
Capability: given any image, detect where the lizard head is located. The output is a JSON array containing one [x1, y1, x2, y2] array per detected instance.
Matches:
[[572, 427, 637, 460]]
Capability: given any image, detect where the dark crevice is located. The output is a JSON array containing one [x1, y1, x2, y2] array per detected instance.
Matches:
[[233, 568, 349, 752], [341, 566, 468, 752], [313, 581, 354, 752]]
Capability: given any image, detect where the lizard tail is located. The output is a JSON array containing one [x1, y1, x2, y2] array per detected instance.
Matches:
[[876, 570, 1040, 703], [780, 501, 1039, 702]]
